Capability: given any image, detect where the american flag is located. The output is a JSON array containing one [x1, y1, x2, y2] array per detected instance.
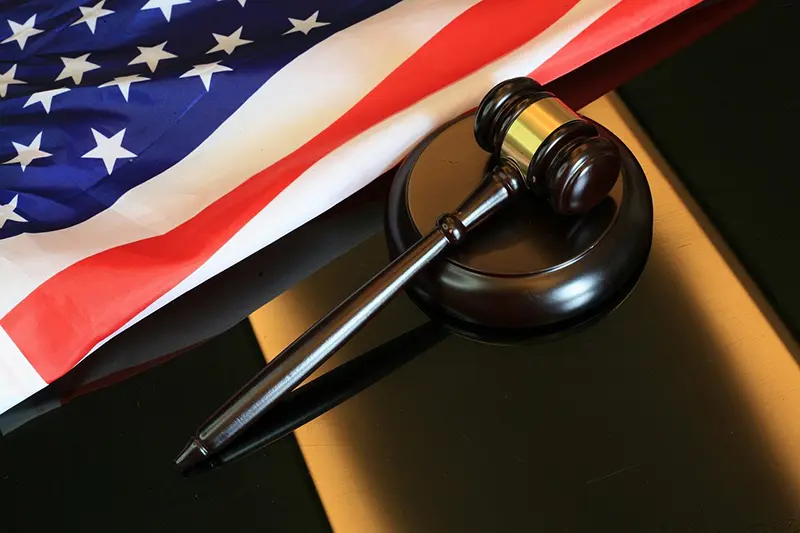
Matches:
[[0, 0, 696, 413]]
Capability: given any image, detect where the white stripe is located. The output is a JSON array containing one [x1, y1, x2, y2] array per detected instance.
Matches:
[[0, 0, 619, 412], [0, 0, 480, 317], [84, 0, 619, 355], [0, 326, 47, 414]]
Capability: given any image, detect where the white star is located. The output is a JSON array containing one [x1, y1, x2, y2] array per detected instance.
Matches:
[[0, 196, 26, 230], [283, 11, 329, 36], [24, 87, 71, 114], [180, 61, 231, 91], [82, 128, 136, 174], [217, 0, 246, 6], [56, 53, 100, 85], [70, 1, 114, 34], [3, 131, 52, 172], [206, 27, 251, 55], [99, 74, 148, 101], [0, 64, 25, 98], [141, 0, 191, 22], [2, 15, 44, 50], [128, 41, 177, 72]]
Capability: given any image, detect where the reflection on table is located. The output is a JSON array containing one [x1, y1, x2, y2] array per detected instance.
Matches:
[[249, 95, 800, 533]]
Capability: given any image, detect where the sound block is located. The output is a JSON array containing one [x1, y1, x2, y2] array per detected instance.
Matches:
[[386, 113, 653, 342]]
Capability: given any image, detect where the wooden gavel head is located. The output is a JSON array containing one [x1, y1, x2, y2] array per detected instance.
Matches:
[[474, 77, 621, 214]]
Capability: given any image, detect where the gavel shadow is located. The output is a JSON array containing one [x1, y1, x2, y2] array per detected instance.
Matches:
[[181, 320, 448, 475], [233, 240, 799, 531]]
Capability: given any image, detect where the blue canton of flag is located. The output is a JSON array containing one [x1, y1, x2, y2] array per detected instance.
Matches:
[[0, 0, 400, 239]]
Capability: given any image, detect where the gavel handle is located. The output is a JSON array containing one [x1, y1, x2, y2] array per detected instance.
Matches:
[[181, 164, 523, 465]]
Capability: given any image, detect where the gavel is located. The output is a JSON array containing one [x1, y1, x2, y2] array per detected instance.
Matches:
[[175, 78, 622, 470]]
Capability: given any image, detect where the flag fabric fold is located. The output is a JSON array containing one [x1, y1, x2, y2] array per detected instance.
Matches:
[[0, 0, 699, 413]]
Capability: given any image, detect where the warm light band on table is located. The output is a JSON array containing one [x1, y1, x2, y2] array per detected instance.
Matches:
[[250, 94, 800, 532]]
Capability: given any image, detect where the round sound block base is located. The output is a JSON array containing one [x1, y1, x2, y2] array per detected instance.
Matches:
[[386, 113, 654, 342]]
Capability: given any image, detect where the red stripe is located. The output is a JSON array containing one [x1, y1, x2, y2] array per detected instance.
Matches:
[[2, 0, 579, 382], [531, 0, 703, 84]]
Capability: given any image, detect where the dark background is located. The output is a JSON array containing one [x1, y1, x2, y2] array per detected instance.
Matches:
[[620, 0, 800, 340]]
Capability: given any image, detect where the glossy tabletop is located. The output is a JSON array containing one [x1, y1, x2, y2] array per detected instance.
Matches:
[[2, 95, 799, 533], [250, 96, 800, 532]]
